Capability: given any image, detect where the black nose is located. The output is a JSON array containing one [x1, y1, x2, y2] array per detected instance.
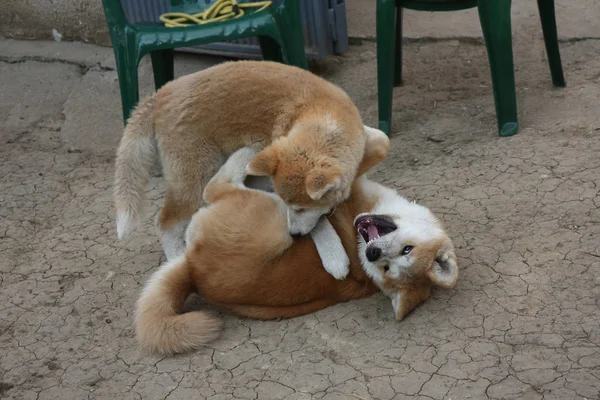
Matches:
[[366, 247, 382, 262]]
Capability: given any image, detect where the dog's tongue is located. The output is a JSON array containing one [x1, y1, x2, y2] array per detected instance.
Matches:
[[367, 224, 379, 240]]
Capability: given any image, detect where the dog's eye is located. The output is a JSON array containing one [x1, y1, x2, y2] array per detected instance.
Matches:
[[383, 266, 390, 272], [294, 208, 305, 214], [401, 245, 413, 255]]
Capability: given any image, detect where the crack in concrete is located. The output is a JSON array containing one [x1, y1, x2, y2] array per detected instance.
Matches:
[[0, 55, 114, 74]]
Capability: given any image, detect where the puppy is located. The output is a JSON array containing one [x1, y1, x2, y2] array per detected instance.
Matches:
[[135, 147, 458, 355], [113, 61, 381, 262]]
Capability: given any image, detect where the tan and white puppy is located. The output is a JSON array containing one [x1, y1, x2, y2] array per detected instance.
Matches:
[[354, 181, 459, 318], [114, 61, 379, 262], [134, 148, 459, 356]]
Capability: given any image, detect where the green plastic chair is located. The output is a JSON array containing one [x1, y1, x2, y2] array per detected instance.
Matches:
[[376, 0, 566, 136], [102, 0, 308, 124]]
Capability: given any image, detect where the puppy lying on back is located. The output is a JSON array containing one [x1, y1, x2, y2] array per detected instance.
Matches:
[[113, 61, 380, 266], [135, 147, 459, 355]]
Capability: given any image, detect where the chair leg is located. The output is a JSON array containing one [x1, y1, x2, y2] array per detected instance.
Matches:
[[537, 0, 566, 87], [273, 1, 308, 69], [376, 0, 397, 135], [279, 31, 308, 69], [259, 36, 284, 64], [113, 43, 140, 124], [477, 0, 519, 137], [151, 49, 175, 91], [394, 6, 403, 87]]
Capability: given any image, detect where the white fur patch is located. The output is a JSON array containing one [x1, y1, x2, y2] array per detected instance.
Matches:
[[116, 210, 135, 239], [311, 217, 349, 280], [391, 291, 402, 314], [160, 220, 189, 261]]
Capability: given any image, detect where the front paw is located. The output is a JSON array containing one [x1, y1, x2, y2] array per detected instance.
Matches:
[[323, 253, 350, 280]]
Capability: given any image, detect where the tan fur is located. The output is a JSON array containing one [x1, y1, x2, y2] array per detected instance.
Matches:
[[135, 256, 221, 355], [135, 149, 458, 355], [114, 61, 368, 249], [379, 236, 457, 321], [357, 125, 392, 176]]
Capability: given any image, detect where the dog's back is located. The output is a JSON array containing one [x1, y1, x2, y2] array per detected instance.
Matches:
[[114, 61, 368, 261], [153, 61, 363, 152]]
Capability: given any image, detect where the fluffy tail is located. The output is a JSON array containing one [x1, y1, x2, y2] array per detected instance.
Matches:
[[114, 96, 158, 239], [135, 256, 221, 355]]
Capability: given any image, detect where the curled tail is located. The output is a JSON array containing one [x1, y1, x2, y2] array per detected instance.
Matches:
[[135, 256, 221, 355], [114, 96, 158, 239]]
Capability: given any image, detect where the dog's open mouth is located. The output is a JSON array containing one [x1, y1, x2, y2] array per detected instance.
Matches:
[[354, 215, 397, 247]]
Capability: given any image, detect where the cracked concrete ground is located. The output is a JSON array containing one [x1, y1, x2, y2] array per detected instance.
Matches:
[[1, 34, 600, 400]]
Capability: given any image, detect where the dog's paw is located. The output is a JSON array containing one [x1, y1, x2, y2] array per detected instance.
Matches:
[[311, 217, 350, 280], [322, 252, 350, 280]]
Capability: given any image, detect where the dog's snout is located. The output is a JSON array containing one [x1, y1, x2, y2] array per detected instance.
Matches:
[[366, 247, 382, 262]]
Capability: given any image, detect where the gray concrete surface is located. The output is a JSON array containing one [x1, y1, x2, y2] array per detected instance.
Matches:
[[2, 34, 600, 399], [2, 0, 600, 46]]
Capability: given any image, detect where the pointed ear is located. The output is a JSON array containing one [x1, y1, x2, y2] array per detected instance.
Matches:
[[427, 246, 458, 288], [392, 286, 431, 321], [357, 125, 391, 177], [305, 166, 342, 201], [245, 146, 279, 177]]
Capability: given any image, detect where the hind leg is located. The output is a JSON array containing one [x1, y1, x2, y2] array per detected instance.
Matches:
[[158, 205, 191, 261], [157, 149, 225, 261]]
